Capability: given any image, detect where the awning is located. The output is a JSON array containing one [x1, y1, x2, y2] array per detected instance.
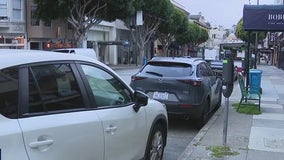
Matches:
[[243, 5, 284, 31]]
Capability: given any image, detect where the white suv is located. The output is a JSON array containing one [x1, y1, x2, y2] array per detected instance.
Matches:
[[53, 48, 98, 60], [0, 49, 167, 160]]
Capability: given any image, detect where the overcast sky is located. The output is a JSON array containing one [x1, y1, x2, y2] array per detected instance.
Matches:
[[175, 0, 277, 29]]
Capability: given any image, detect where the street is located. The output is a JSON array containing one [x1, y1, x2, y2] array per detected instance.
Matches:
[[116, 68, 200, 160]]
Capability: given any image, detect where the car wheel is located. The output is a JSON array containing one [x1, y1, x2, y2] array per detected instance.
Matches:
[[145, 124, 166, 160], [196, 98, 210, 128], [215, 92, 222, 110]]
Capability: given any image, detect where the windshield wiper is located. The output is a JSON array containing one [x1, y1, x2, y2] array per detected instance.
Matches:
[[145, 71, 163, 77]]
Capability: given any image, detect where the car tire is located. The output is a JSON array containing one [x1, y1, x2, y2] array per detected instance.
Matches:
[[215, 92, 222, 110], [145, 124, 166, 160], [196, 98, 210, 129]]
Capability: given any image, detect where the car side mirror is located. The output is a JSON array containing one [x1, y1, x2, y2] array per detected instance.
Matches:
[[133, 90, 148, 112]]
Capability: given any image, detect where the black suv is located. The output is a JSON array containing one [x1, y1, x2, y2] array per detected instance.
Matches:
[[130, 57, 223, 127]]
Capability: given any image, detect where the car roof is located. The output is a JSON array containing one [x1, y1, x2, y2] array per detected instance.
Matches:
[[0, 49, 103, 69], [149, 57, 204, 65], [53, 48, 95, 51]]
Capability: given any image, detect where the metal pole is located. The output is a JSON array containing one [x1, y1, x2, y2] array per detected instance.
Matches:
[[128, 43, 130, 66], [255, 32, 258, 69], [223, 97, 229, 146], [246, 32, 251, 89], [254, 0, 259, 69], [135, 26, 138, 66]]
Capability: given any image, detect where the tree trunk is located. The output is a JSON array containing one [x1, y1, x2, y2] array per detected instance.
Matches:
[[138, 43, 145, 65]]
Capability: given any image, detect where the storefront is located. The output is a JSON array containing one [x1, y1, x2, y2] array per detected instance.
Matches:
[[0, 34, 25, 49]]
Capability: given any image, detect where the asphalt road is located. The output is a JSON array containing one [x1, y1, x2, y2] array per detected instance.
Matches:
[[163, 118, 199, 160], [116, 68, 200, 160]]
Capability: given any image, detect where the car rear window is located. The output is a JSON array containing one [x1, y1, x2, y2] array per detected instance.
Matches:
[[141, 62, 192, 77]]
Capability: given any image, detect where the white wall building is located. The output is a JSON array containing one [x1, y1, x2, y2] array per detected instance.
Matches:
[[0, 0, 25, 49], [207, 26, 227, 50], [87, 20, 133, 65]]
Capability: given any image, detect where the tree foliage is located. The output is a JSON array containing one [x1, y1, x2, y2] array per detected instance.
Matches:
[[157, 8, 189, 56], [198, 28, 209, 44], [176, 22, 200, 45], [235, 18, 267, 44], [34, 0, 134, 47], [175, 22, 209, 55]]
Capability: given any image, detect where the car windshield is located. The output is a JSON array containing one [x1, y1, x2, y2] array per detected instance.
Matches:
[[141, 62, 192, 77]]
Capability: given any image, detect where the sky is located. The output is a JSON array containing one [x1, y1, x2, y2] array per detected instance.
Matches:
[[175, 0, 278, 29]]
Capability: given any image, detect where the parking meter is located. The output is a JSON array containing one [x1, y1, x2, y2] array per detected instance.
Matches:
[[222, 55, 234, 146], [222, 57, 234, 98]]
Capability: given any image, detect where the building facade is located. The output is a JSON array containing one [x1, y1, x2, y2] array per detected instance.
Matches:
[[0, 0, 25, 49], [26, 0, 74, 50], [87, 20, 134, 65]]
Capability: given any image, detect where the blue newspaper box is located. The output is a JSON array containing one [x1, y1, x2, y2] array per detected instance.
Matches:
[[249, 69, 262, 94]]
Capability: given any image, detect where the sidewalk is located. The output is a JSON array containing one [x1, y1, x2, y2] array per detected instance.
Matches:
[[107, 64, 141, 71], [178, 64, 284, 160]]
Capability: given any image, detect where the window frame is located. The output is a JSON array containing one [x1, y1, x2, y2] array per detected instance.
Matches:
[[0, 67, 20, 119], [30, 6, 39, 26], [18, 61, 91, 118], [75, 61, 135, 109], [12, 0, 22, 20], [204, 62, 214, 76], [0, 0, 8, 20]]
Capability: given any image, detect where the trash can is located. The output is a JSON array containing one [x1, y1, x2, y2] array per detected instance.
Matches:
[[249, 69, 262, 94]]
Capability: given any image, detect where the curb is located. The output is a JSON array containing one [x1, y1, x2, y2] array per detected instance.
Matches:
[[108, 65, 141, 71], [177, 105, 224, 160]]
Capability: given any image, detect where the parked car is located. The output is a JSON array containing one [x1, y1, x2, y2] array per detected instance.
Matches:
[[130, 57, 223, 127], [206, 60, 223, 77], [53, 48, 98, 60], [0, 49, 168, 160], [206, 59, 238, 81]]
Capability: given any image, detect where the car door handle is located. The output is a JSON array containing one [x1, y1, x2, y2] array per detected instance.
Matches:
[[29, 139, 54, 149], [105, 125, 117, 134]]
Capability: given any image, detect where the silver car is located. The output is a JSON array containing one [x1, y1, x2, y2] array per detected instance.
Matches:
[[130, 57, 222, 127]]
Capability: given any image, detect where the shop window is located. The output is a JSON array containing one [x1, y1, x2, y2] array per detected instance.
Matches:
[[0, 36, 4, 43], [30, 42, 39, 50], [44, 20, 51, 27], [67, 22, 73, 30], [5, 38, 12, 44]]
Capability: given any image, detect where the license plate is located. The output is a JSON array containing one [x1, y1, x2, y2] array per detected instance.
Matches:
[[153, 92, 169, 100]]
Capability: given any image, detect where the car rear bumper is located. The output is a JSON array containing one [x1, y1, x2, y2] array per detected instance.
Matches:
[[163, 102, 203, 119]]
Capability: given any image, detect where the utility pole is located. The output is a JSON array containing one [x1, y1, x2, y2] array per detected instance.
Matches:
[[254, 0, 259, 69]]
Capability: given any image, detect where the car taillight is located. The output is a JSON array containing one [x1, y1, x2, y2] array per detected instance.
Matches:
[[177, 79, 202, 86], [131, 76, 146, 82]]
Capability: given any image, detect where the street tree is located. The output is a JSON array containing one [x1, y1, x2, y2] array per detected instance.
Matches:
[[34, 0, 134, 47], [176, 22, 208, 55], [235, 18, 267, 45], [197, 28, 209, 45], [122, 0, 174, 64], [157, 8, 189, 56]]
